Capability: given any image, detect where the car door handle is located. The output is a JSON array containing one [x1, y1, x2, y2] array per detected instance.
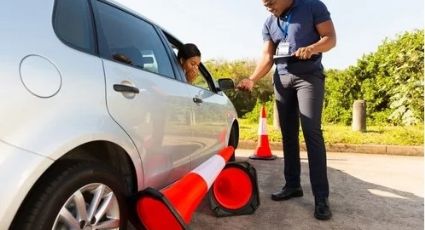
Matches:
[[193, 97, 203, 104], [113, 84, 139, 94]]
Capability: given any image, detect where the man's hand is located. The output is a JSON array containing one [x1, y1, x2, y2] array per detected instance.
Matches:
[[293, 45, 316, 60], [236, 78, 255, 91], [294, 20, 337, 60]]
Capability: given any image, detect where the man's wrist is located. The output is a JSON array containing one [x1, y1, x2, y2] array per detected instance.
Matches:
[[308, 44, 319, 54]]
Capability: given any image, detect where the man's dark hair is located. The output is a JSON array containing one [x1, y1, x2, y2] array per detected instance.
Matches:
[[178, 43, 201, 60]]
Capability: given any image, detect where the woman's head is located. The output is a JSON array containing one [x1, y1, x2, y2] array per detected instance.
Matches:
[[178, 43, 201, 84]]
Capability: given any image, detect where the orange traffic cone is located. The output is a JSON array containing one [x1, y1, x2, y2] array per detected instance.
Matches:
[[209, 161, 260, 217], [136, 146, 234, 230], [249, 105, 276, 160]]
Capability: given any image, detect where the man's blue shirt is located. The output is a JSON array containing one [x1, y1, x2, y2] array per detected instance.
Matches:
[[262, 0, 331, 75]]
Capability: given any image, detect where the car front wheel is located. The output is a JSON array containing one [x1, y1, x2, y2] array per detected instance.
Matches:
[[11, 161, 128, 230]]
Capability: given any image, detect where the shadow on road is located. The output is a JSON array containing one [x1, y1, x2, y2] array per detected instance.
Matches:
[[191, 157, 423, 230]]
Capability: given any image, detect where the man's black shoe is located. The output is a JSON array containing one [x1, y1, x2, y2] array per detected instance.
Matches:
[[271, 186, 303, 201], [314, 197, 332, 220]]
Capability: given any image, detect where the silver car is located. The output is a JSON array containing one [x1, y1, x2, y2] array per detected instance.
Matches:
[[0, 0, 239, 229]]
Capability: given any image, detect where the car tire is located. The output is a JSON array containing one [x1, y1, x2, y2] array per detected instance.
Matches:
[[228, 127, 238, 162], [11, 160, 129, 230]]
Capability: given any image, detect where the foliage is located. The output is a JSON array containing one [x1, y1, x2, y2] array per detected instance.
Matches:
[[382, 30, 424, 125], [323, 69, 360, 124], [323, 30, 424, 125], [242, 100, 275, 124], [239, 119, 424, 145], [348, 30, 423, 125], [205, 59, 274, 117]]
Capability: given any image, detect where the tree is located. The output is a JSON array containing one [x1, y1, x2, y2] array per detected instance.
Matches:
[[350, 30, 424, 125], [322, 30, 423, 126], [323, 68, 360, 124]]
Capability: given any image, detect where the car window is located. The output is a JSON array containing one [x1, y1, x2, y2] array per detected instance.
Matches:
[[92, 0, 174, 78], [171, 46, 211, 90], [53, 0, 96, 54], [191, 69, 210, 90]]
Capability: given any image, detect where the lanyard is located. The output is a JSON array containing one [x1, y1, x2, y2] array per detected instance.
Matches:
[[277, 13, 292, 41]]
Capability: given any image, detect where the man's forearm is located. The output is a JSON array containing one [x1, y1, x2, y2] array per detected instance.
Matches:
[[309, 35, 336, 54], [249, 57, 274, 82]]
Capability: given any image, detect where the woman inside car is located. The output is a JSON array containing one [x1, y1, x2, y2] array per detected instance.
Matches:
[[177, 43, 201, 84]]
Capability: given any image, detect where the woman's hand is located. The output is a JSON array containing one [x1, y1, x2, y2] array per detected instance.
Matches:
[[186, 70, 198, 84]]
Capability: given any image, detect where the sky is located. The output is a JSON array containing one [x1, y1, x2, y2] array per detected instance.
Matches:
[[115, 0, 424, 70]]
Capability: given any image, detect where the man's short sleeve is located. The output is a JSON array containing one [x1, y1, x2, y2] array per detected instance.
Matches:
[[262, 20, 272, 42], [311, 0, 331, 25]]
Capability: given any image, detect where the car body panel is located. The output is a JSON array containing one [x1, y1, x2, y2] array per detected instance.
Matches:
[[186, 86, 234, 168], [0, 140, 54, 228], [103, 59, 195, 188], [0, 0, 144, 185], [0, 0, 238, 229]]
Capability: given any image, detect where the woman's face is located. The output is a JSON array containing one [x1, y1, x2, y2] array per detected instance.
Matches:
[[181, 56, 201, 84]]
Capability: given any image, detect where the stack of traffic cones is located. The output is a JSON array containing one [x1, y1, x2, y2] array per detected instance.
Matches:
[[136, 145, 261, 229], [136, 146, 234, 230], [249, 105, 276, 160]]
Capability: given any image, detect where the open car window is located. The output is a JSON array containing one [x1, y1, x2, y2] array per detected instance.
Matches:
[[170, 44, 214, 91]]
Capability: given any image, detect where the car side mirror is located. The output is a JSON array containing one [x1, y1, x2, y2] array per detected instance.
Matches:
[[217, 78, 235, 91]]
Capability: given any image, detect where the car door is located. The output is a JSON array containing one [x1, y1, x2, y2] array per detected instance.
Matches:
[[184, 65, 231, 168], [92, 0, 194, 189], [165, 40, 232, 169]]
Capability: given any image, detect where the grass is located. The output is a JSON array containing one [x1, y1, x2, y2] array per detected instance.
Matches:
[[239, 119, 424, 146]]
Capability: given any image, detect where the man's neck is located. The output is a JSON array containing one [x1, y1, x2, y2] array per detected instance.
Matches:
[[280, 0, 294, 16]]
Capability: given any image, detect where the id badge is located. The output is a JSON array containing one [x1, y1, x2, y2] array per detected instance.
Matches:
[[276, 41, 290, 56]]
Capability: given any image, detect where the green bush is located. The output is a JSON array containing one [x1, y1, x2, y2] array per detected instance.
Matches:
[[242, 100, 275, 124], [205, 59, 274, 117], [323, 69, 360, 125], [349, 30, 424, 125], [323, 30, 423, 126]]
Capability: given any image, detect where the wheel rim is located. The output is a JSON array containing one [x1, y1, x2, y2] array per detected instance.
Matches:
[[52, 183, 120, 230]]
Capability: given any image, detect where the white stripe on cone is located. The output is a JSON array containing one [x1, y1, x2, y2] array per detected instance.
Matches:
[[192, 154, 226, 189], [136, 146, 234, 230], [258, 118, 267, 135]]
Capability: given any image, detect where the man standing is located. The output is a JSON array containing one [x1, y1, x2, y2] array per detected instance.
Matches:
[[237, 0, 336, 220]]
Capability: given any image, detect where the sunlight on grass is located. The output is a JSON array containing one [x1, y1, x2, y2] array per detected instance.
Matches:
[[239, 119, 423, 145]]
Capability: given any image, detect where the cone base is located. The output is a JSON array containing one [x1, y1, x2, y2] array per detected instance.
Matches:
[[136, 188, 188, 230], [209, 162, 260, 217], [249, 154, 277, 160]]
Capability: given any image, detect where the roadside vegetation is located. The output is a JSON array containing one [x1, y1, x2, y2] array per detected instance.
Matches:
[[205, 30, 424, 146], [239, 118, 423, 146]]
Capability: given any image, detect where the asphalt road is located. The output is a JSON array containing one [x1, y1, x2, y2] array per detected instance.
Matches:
[[190, 149, 424, 230]]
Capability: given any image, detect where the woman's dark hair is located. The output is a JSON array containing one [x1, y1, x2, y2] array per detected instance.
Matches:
[[177, 43, 201, 60]]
